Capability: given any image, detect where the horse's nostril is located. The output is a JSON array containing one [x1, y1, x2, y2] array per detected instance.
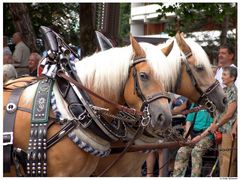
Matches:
[[223, 97, 227, 105], [158, 114, 164, 122]]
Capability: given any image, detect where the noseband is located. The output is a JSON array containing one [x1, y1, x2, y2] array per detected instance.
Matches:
[[177, 51, 219, 113], [130, 56, 171, 126]]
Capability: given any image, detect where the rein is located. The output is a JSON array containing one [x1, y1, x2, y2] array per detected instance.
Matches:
[[98, 125, 144, 177], [180, 105, 205, 115], [108, 105, 206, 154], [57, 70, 144, 117]]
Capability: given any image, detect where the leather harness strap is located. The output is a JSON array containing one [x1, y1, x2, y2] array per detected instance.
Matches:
[[3, 87, 25, 173], [57, 70, 144, 116], [26, 79, 54, 177], [46, 119, 80, 149], [133, 66, 146, 101], [174, 61, 183, 93], [56, 72, 126, 142]]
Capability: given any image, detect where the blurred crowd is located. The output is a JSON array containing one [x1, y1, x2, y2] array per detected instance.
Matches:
[[3, 32, 41, 84]]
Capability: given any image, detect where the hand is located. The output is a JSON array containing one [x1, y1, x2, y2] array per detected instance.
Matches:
[[209, 123, 218, 133], [189, 135, 202, 145]]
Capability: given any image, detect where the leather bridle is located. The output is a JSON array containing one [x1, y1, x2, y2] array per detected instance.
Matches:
[[175, 51, 219, 113], [130, 56, 171, 127]]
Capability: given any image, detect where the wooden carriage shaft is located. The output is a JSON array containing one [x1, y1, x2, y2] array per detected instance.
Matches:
[[110, 141, 188, 154]]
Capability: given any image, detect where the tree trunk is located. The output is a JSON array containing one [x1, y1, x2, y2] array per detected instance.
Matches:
[[9, 3, 38, 52], [79, 3, 96, 57], [220, 15, 229, 45]]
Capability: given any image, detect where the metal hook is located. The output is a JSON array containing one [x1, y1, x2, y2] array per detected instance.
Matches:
[[141, 105, 151, 127]]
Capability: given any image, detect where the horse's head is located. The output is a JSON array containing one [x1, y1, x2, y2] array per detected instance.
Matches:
[[162, 32, 226, 113], [124, 36, 172, 132]]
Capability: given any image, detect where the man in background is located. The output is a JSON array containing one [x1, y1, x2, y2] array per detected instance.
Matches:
[[12, 32, 30, 76], [215, 44, 238, 87]]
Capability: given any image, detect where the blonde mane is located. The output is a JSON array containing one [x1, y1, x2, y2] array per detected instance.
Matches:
[[159, 38, 213, 91], [75, 47, 132, 101]]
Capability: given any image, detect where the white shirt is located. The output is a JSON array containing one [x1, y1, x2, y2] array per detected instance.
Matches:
[[13, 41, 30, 67], [215, 64, 238, 88]]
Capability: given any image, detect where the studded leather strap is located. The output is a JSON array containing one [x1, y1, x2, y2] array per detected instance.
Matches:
[[26, 79, 54, 177]]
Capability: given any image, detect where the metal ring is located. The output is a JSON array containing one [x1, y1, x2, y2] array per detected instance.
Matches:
[[141, 116, 150, 127], [6, 103, 17, 114]]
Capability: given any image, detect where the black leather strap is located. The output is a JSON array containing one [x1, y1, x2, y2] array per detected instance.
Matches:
[[56, 75, 116, 142], [3, 87, 24, 173], [145, 92, 171, 104], [47, 119, 79, 149], [56, 62, 126, 141], [27, 79, 53, 177], [174, 62, 183, 93], [133, 66, 146, 101]]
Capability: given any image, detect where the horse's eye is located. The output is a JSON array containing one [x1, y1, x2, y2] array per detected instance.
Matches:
[[195, 64, 205, 71], [139, 72, 149, 81]]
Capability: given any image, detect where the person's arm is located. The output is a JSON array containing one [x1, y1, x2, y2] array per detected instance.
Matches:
[[200, 127, 211, 138], [171, 101, 187, 115], [210, 101, 237, 133], [191, 124, 213, 145], [212, 118, 217, 124]]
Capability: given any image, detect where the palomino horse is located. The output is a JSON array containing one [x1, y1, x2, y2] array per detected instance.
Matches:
[[92, 32, 226, 176], [3, 35, 172, 176], [160, 32, 226, 112]]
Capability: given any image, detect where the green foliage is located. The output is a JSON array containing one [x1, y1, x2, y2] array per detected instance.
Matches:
[[4, 3, 80, 45], [4, 3, 132, 47], [156, 3, 237, 59], [28, 3, 80, 44], [156, 3, 237, 35], [119, 3, 130, 40]]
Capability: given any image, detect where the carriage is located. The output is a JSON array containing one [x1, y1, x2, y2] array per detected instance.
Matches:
[[3, 26, 226, 177]]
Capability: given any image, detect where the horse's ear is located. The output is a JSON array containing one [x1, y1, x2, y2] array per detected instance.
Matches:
[[175, 31, 191, 53], [130, 34, 146, 57], [161, 40, 174, 56]]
